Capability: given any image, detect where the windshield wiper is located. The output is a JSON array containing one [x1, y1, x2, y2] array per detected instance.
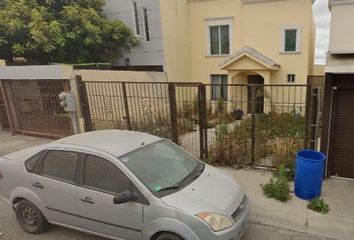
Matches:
[[177, 163, 205, 187], [156, 185, 181, 192], [157, 164, 205, 193]]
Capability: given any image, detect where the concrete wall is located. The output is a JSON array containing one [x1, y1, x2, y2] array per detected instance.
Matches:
[[242, 0, 314, 85], [160, 0, 192, 82], [329, 2, 354, 54], [75, 70, 167, 82], [103, 0, 165, 67], [312, 64, 325, 75]]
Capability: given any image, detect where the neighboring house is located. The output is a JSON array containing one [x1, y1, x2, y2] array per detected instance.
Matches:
[[104, 0, 165, 72], [321, 0, 354, 179], [105, 0, 317, 86]]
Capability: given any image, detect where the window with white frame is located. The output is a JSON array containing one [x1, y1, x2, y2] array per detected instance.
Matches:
[[211, 75, 228, 100], [132, 2, 140, 35], [206, 18, 232, 56], [209, 25, 230, 55], [287, 74, 296, 83], [142, 7, 150, 41], [282, 27, 300, 52]]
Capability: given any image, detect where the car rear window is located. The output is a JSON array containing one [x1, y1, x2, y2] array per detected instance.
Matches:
[[41, 151, 78, 183], [25, 153, 42, 173]]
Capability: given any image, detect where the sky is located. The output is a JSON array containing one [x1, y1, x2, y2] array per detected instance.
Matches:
[[313, 0, 331, 65]]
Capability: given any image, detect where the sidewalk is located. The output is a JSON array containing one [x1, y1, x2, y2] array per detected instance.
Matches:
[[223, 167, 354, 240], [0, 131, 53, 156]]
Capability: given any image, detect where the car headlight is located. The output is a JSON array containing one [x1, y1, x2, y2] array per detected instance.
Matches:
[[196, 212, 233, 232]]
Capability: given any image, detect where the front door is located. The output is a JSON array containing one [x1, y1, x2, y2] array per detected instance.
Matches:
[[30, 150, 81, 228], [78, 154, 143, 240], [247, 75, 264, 114]]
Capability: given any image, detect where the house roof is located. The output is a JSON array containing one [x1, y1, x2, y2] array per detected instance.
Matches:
[[219, 46, 281, 70]]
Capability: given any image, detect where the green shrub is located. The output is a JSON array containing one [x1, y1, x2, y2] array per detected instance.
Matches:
[[307, 198, 330, 214], [275, 162, 296, 181], [261, 176, 291, 202]]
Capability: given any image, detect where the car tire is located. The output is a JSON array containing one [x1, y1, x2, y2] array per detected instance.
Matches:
[[15, 200, 49, 234], [156, 233, 184, 240]]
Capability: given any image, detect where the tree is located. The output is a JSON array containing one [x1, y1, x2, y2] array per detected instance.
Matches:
[[0, 0, 138, 64]]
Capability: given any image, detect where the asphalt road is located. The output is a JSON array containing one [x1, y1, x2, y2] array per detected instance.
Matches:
[[0, 199, 331, 240]]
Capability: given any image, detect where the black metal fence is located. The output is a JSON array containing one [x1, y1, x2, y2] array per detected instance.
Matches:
[[0, 79, 73, 138], [79, 79, 322, 168]]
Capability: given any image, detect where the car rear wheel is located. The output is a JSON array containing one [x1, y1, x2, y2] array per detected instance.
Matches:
[[156, 233, 184, 240], [15, 200, 49, 234]]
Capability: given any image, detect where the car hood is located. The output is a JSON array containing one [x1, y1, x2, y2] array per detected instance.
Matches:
[[161, 165, 244, 215]]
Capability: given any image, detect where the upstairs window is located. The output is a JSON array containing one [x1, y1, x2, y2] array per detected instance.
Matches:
[[132, 2, 140, 35], [283, 28, 300, 52], [209, 25, 230, 55], [142, 8, 150, 41], [211, 75, 228, 101]]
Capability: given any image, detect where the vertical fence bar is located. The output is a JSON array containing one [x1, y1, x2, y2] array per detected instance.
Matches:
[[304, 84, 312, 149], [0, 80, 15, 135], [309, 88, 319, 150], [121, 82, 132, 130], [201, 84, 208, 158], [76, 75, 93, 132], [251, 85, 256, 165], [168, 83, 179, 144], [198, 84, 207, 159]]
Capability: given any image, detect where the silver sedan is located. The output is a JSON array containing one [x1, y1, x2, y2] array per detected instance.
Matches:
[[0, 130, 250, 240]]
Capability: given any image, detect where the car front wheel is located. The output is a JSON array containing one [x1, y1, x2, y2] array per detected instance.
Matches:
[[15, 200, 49, 234], [156, 233, 184, 240]]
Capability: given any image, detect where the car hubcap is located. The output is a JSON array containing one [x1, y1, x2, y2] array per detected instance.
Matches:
[[22, 207, 38, 227]]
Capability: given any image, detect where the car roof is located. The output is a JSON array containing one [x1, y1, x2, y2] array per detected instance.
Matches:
[[53, 130, 162, 157]]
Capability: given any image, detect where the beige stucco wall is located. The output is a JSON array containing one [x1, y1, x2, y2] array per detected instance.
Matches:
[[161, 0, 315, 86], [75, 70, 167, 82], [160, 0, 192, 82], [242, 0, 314, 85], [329, 3, 354, 54], [0, 59, 5, 67], [312, 64, 325, 75]]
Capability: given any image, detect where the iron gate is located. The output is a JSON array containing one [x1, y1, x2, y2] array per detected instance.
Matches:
[[0, 79, 73, 138]]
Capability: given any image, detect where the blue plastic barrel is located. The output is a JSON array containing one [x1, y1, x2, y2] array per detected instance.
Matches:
[[294, 150, 326, 200]]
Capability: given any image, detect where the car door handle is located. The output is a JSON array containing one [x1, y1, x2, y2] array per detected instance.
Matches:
[[32, 182, 44, 189], [81, 197, 95, 204]]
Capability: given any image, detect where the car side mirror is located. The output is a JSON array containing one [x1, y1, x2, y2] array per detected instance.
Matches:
[[113, 191, 138, 204]]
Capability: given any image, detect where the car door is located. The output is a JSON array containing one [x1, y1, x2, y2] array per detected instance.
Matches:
[[30, 150, 81, 228], [78, 154, 144, 240]]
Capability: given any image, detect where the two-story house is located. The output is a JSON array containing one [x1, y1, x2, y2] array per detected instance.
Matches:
[[105, 0, 316, 82], [321, 0, 354, 179], [104, 0, 316, 111]]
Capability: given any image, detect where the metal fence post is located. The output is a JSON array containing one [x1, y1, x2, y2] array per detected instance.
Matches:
[[76, 75, 93, 132], [309, 88, 319, 150], [198, 84, 207, 159], [0, 80, 15, 135], [251, 85, 256, 165], [121, 82, 132, 130], [304, 84, 312, 149], [168, 83, 179, 144]]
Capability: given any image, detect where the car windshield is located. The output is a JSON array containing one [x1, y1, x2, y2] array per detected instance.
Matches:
[[119, 140, 201, 195]]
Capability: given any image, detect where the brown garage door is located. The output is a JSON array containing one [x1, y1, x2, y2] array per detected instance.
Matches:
[[329, 75, 354, 178]]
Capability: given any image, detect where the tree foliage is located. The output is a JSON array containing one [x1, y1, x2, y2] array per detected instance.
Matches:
[[0, 0, 138, 64]]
